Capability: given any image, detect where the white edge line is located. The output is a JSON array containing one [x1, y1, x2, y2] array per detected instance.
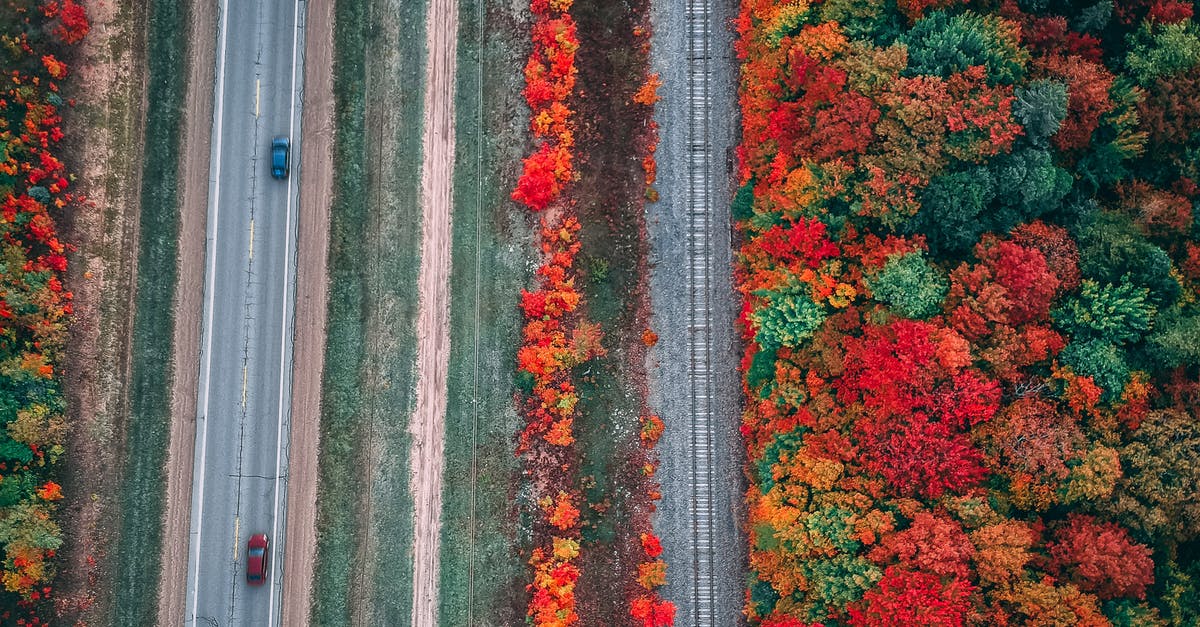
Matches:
[[187, 0, 230, 621], [267, 0, 303, 624]]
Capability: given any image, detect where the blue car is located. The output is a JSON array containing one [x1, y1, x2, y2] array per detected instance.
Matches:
[[271, 136, 290, 179]]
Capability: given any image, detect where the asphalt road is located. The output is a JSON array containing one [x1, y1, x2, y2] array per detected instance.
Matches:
[[182, 1, 306, 625]]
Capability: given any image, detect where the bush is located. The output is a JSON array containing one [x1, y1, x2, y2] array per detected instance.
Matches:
[[1014, 80, 1069, 147], [867, 251, 948, 319], [1060, 338, 1130, 401], [900, 11, 1029, 84]]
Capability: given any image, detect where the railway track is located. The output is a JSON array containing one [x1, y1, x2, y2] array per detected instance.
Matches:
[[686, 0, 716, 624]]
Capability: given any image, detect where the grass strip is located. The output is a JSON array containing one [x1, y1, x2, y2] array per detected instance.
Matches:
[[359, 0, 426, 619], [310, 0, 369, 621], [437, 0, 531, 623], [311, 0, 426, 622], [111, 0, 189, 623]]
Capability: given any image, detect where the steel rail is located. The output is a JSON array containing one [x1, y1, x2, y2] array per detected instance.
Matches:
[[686, 0, 716, 623]]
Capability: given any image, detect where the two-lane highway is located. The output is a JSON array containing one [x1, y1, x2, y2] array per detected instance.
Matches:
[[183, 0, 306, 625]]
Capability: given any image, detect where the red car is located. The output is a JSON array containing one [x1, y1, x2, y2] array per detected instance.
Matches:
[[246, 533, 269, 585]]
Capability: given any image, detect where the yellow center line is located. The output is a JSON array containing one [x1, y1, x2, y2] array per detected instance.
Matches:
[[242, 365, 248, 409], [233, 516, 240, 560], [248, 219, 254, 260], [255, 79, 260, 118]]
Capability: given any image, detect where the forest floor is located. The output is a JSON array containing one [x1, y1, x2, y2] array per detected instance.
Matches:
[[645, 0, 747, 623], [55, 0, 147, 623]]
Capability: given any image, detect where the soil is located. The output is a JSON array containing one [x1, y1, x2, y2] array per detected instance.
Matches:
[[55, 0, 147, 623], [279, 0, 336, 623], [409, 0, 459, 621], [155, 0, 217, 621], [566, 0, 667, 621]]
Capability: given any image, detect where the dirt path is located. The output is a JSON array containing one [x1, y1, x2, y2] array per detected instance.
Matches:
[[155, 0, 217, 621], [280, 0, 336, 622], [56, 0, 146, 622], [410, 0, 459, 622]]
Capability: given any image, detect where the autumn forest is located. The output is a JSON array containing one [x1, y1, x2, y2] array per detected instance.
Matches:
[[735, 0, 1200, 625]]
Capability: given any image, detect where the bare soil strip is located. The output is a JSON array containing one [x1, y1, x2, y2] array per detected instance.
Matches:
[[156, 0, 217, 622], [410, 0, 459, 622], [57, 0, 147, 622], [281, 0, 336, 622]]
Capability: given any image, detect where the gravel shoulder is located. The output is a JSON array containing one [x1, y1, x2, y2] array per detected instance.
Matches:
[[646, 0, 747, 622], [56, 0, 147, 622], [280, 0, 336, 622]]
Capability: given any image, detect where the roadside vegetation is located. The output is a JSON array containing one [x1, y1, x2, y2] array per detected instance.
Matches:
[[736, 2, 1200, 624], [508, 0, 676, 624], [110, 0, 189, 624], [311, 0, 426, 622], [55, 0, 148, 622], [436, 0, 531, 623], [0, 1, 89, 624]]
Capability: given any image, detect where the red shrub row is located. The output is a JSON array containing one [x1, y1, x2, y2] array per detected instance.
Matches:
[[512, 0, 579, 211], [513, 1, 675, 624]]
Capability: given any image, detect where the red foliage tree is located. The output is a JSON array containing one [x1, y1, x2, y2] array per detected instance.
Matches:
[[1149, 0, 1194, 23], [849, 566, 976, 627], [754, 218, 840, 269], [779, 47, 880, 161], [49, 0, 89, 44], [1139, 66, 1200, 156], [862, 416, 989, 499], [947, 236, 1062, 334], [869, 511, 975, 579], [1019, 14, 1104, 63], [1037, 55, 1114, 153], [1010, 221, 1081, 293], [1049, 514, 1155, 600], [513, 143, 572, 211]]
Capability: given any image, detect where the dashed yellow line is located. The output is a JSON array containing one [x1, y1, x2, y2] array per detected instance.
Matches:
[[234, 516, 241, 560], [242, 366, 248, 409], [248, 219, 255, 260], [255, 79, 260, 118]]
